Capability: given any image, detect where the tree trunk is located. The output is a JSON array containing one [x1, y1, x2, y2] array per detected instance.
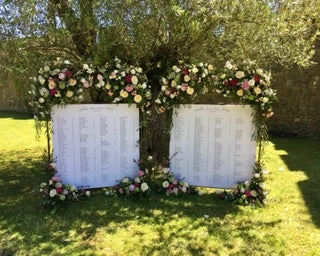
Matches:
[[140, 106, 173, 166]]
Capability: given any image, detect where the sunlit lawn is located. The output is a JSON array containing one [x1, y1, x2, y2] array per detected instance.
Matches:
[[0, 111, 320, 255]]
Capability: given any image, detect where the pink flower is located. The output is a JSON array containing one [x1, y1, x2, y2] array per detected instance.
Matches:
[[51, 176, 60, 182], [125, 85, 134, 92], [241, 81, 250, 90], [137, 170, 144, 177], [97, 74, 104, 81], [82, 81, 90, 88], [58, 72, 65, 80], [180, 84, 187, 91]]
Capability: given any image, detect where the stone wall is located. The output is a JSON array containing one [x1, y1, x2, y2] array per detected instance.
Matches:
[[267, 63, 320, 137], [0, 74, 29, 112]]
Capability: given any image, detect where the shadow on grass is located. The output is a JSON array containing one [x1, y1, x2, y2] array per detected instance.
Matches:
[[0, 111, 33, 120], [0, 148, 283, 255], [271, 136, 320, 228]]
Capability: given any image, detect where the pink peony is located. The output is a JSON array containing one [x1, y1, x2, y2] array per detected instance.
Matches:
[[137, 170, 144, 177]]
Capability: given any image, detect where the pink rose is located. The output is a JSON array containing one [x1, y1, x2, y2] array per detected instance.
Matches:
[[180, 84, 187, 91], [51, 176, 60, 182], [97, 74, 104, 81], [241, 81, 250, 90], [137, 170, 144, 177], [125, 85, 134, 92]]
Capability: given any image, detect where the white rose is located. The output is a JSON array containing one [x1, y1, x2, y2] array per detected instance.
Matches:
[[66, 90, 74, 98], [122, 177, 129, 183], [235, 71, 245, 79], [192, 67, 199, 73], [162, 168, 170, 174], [134, 177, 141, 183], [39, 97, 45, 103], [141, 182, 149, 192], [38, 76, 46, 85], [142, 82, 147, 89], [131, 75, 138, 85], [186, 87, 194, 95], [130, 68, 136, 74], [171, 80, 177, 87], [184, 75, 191, 82], [256, 68, 263, 76], [254, 87, 262, 95], [251, 190, 258, 197], [225, 61, 233, 70], [49, 189, 57, 197], [248, 79, 255, 86], [162, 181, 169, 188]]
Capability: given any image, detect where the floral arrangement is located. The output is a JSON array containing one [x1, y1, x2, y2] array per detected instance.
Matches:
[[86, 57, 152, 111], [29, 58, 90, 120], [158, 167, 192, 196], [218, 165, 268, 206], [105, 156, 194, 197], [105, 170, 151, 197], [39, 164, 90, 207], [214, 60, 277, 117], [155, 62, 215, 113]]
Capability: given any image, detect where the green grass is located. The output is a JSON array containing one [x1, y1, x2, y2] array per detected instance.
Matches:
[[1, 111, 320, 255]]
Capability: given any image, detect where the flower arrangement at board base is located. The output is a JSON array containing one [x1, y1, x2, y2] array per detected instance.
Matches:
[[105, 155, 195, 198], [40, 163, 90, 208], [217, 163, 268, 207]]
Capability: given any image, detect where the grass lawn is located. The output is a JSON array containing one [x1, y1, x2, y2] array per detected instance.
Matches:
[[0, 111, 320, 256]]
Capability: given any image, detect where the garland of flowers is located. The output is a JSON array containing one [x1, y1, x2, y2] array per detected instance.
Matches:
[[214, 60, 277, 118], [84, 57, 152, 112], [29, 58, 277, 120], [29, 58, 89, 121], [155, 62, 215, 113]]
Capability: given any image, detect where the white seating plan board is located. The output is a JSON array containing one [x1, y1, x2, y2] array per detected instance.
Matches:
[[51, 104, 139, 189], [170, 105, 256, 188]]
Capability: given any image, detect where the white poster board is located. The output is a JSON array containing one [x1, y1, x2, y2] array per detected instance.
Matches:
[[170, 105, 256, 188], [51, 104, 139, 189]]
